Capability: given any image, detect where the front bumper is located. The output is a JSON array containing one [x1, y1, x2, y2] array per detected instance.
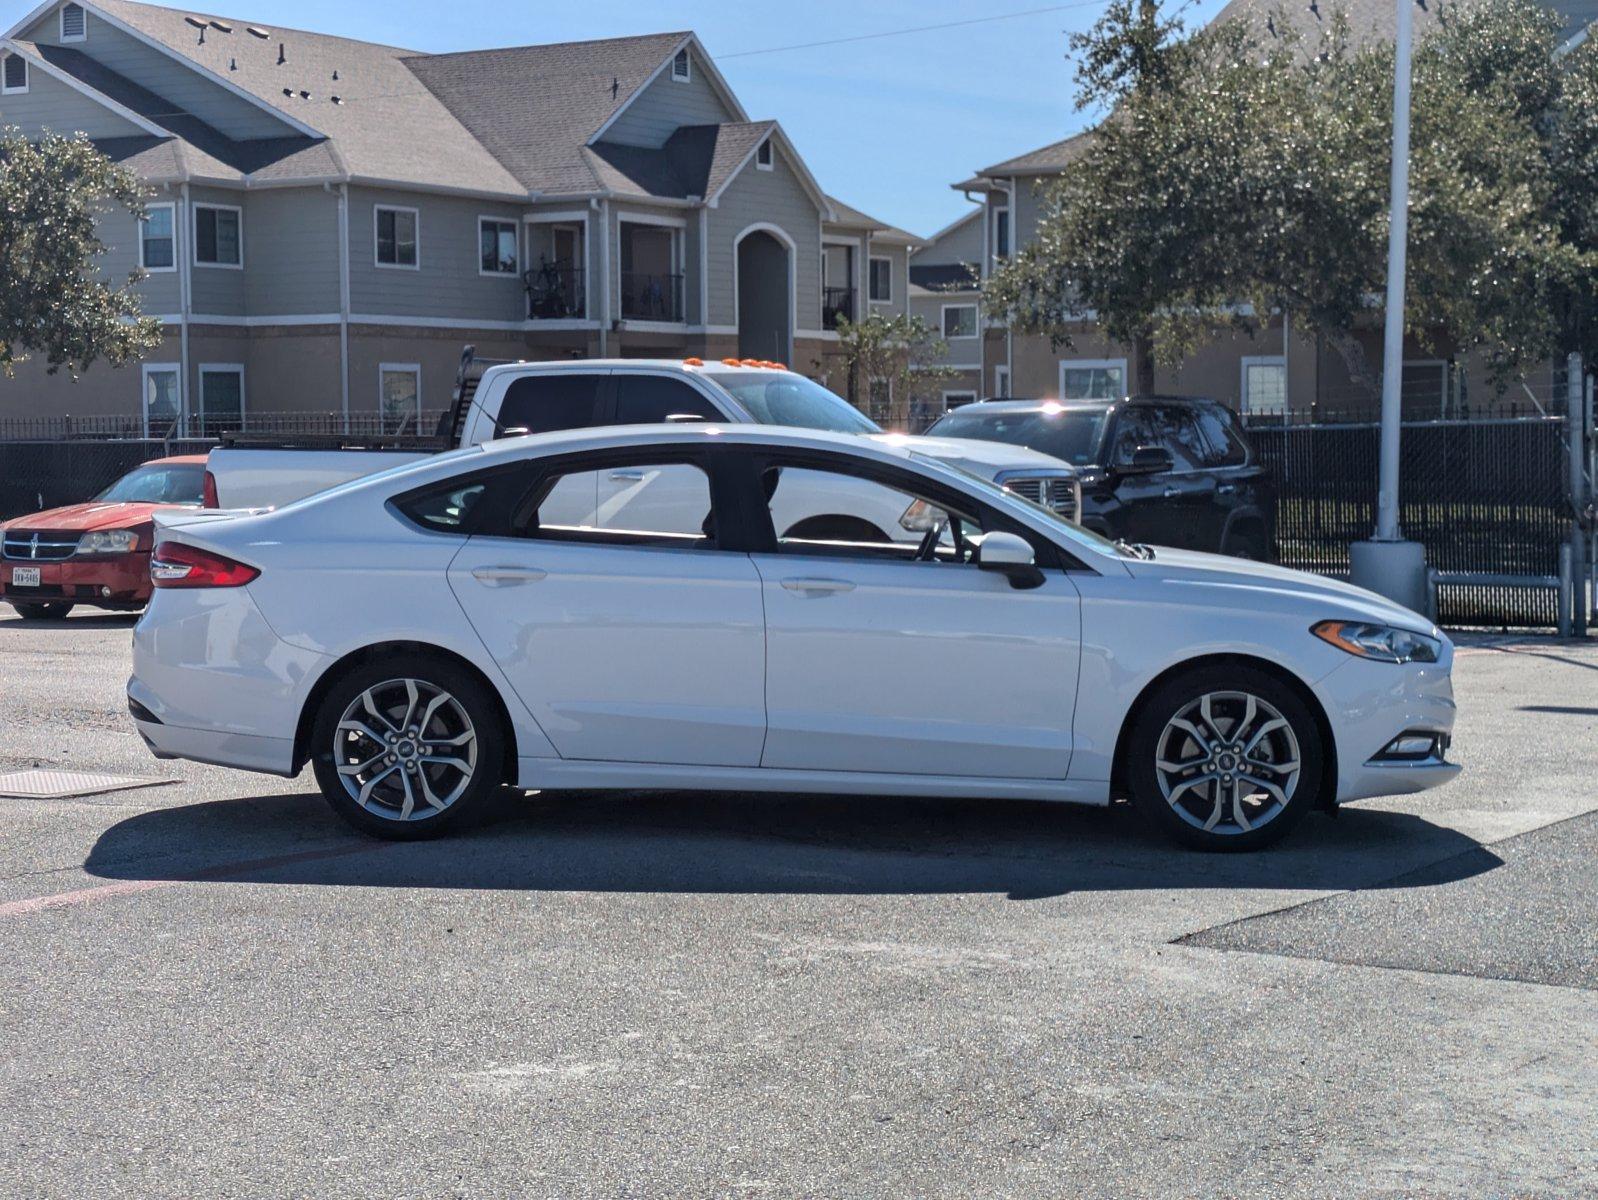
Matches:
[[1313, 651, 1460, 803], [1, 552, 151, 609]]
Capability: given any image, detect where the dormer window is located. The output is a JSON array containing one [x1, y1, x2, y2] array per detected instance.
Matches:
[[671, 47, 690, 82], [1, 53, 27, 95], [60, 3, 87, 42], [756, 139, 773, 170]]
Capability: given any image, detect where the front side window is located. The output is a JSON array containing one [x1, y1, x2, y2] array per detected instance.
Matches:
[[376, 206, 418, 267], [140, 205, 176, 271], [868, 257, 892, 303], [479, 218, 518, 275], [194, 205, 241, 266], [2, 53, 27, 94], [380, 365, 422, 433], [517, 457, 715, 549], [612, 375, 723, 425], [495, 374, 605, 436], [1191, 405, 1249, 467], [1110, 407, 1203, 471], [762, 462, 981, 565], [942, 304, 977, 339]]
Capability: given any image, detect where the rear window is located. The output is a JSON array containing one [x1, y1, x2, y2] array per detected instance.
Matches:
[[495, 374, 605, 436]]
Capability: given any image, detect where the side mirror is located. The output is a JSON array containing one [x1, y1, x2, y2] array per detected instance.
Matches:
[[1116, 445, 1174, 477], [976, 531, 1045, 590]]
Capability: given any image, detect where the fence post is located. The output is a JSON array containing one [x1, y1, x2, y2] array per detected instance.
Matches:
[[1558, 542, 1573, 638], [1569, 353, 1588, 637]]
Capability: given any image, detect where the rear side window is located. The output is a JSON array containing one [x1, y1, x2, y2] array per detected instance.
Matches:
[[495, 374, 604, 437], [395, 480, 489, 533], [612, 375, 724, 425], [1191, 405, 1249, 467]]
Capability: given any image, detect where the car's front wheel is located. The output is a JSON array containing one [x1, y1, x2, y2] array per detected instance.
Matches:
[[1125, 663, 1326, 851], [309, 654, 506, 839], [10, 601, 74, 621]]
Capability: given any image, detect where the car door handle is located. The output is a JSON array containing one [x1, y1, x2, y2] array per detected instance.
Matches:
[[1217, 482, 1237, 495], [471, 566, 547, 586], [780, 577, 855, 595], [609, 469, 647, 482], [1162, 486, 1181, 498]]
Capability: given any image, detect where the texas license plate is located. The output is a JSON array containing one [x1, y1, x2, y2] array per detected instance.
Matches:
[[10, 567, 41, 588]]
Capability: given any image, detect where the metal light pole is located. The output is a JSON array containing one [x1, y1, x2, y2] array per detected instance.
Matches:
[[1350, 0, 1429, 613]]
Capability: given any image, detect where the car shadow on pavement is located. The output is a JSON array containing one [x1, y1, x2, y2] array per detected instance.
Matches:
[[82, 787, 1501, 901], [0, 612, 139, 630]]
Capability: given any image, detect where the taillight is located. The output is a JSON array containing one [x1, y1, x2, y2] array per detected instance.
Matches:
[[202, 470, 219, 508], [150, 542, 259, 589]]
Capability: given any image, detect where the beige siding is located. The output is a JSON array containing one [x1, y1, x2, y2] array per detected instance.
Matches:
[[911, 208, 982, 269], [705, 144, 822, 330], [244, 187, 341, 316], [867, 243, 909, 317], [0, 59, 148, 139], [602, 45, 735, 148]]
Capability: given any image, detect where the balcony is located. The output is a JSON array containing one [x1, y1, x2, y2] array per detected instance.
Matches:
[[822, 285, 856, 331], [621, 272, 684, 322], [525, 264, 585, 320]]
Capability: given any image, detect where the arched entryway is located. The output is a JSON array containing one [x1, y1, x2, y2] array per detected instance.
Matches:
[[735, 225, 792, 363]]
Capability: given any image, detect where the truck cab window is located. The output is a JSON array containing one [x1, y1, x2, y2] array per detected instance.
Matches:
[[495, 374, 604, 437], [613, 375, 724, 425]]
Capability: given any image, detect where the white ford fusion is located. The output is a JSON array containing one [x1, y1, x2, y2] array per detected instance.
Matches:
[[129, 425, 1458, 851]]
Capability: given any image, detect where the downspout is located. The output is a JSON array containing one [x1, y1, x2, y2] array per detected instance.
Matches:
[[335, 182, 351, 432], [177, 182, 192, 432], [596, 197, 610, 357], [1004, 179, 1016, 395]]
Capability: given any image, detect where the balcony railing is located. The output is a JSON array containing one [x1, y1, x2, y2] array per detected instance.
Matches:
[[822, 285, 856, 331], [621, 272, 684, 322], [525, 264, 585, 320]]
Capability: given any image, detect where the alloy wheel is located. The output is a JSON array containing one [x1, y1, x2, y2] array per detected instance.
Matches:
[[1154, 690, 1301, 836], [333, 678, 478, 822]]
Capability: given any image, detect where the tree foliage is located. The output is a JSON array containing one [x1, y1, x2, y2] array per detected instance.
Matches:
[[0, 128, 163, 375], [819, 311, 957, 427], [986, 0, 1598, 391]]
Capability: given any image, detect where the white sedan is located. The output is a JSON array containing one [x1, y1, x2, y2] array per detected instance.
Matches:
[[128, 425, 1459, 851]]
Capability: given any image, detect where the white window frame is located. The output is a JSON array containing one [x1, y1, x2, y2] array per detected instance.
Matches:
[[140, 362, 183, 438], [477, 216, 520, 278], [1239, 354, 1287, 414], [139, 201, 178, 273], [60, 2, 88, 42], [941, 303, 978, 340], [994, 364, 1011, 398], [2, 52, 28, 95], [524, 209, 591, 321], [374, 203, 420, 271], [672, 47, 691, 82], [941, 390, 977, 410], [868, 255, 893, 304], [618, 213, 686, 324], [378, 362, 423, 430], [197, 363, 246, 428], [1058, 357, 1129, 401], [756, 140, 773, 171], [192, 202, 243, 269]]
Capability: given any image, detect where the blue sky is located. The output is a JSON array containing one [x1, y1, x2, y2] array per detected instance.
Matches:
[[4, 0, 1232, 236]]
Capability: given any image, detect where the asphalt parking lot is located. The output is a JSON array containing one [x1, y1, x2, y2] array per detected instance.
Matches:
[[1, 614, 1595, 1199]]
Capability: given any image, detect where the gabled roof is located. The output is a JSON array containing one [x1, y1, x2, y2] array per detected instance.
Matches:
[[822, 194, 920, 246], [977, 131, 1093, 180]]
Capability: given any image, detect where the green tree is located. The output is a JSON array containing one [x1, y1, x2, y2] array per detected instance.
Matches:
[[819, 311, 957, 428], [0, 128, 163, 376], [985, 1, 1598, 395]]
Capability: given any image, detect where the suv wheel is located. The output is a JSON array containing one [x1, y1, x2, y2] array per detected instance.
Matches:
[[1125, 664, 1325, 851], [10, 601, 74, 621], [309, 654, 505, 840], [1222, 525, 1269, 561]]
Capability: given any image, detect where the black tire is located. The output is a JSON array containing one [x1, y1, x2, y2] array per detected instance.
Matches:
[[1222, 524, 1270, 561], [1124, 663, 1326, 852], [309, 653, 506, 840], [10, 601, 74, 621], [781, 515, 891, 543]]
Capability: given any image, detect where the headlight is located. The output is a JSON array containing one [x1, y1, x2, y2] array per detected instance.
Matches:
[[77, 529, 139, 555], [1311, 619, 1441, 664]]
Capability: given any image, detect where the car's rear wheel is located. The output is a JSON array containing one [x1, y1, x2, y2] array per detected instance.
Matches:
[[309, 654, 505, 839], [1125, 663, 1325, 851], [10, 601, 74, 621]]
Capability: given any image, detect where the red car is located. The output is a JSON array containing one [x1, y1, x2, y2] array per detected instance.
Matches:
[[1, 455, 207, 620]]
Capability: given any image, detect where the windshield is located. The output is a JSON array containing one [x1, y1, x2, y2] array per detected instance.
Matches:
[[927, 405, 1109, 467], [704, 372, 879, 434], [909, 453, 1136, 560], [95, 463, 205, 505]]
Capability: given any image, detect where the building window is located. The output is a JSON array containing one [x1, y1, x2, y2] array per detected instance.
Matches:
[[1058, 358, 1127, 401], [526, 215, 587, 319], [140, 203, 176, 271], [198, 365, 245, 436], [479, 217, 518, 276], [942, 304, 977, 339], [1240, 356, 1286, 413], [380, 364, 422, 433], [868, 256, 892, 303], [375, 205, 419, 269], [942, 390, 977, 410], [141, 364, 181, 437], [994, 365, 1010, 398], [193, 204, 242, 267], [619, 219, 684, 322], [672, 47, 691, 82], [60, 3, 87, 41], [756, 140, 773, 170], [993, 207, 1010, 259], [2, 53, 27, 94]]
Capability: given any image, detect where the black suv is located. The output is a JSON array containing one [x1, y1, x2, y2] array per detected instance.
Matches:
[[926, 396, 1275, 558]]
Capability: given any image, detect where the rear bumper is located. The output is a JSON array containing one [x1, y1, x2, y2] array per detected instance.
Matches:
[[2, 552, 151, 608]]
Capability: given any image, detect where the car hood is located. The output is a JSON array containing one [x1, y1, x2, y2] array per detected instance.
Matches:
[[867, 432, 1076, 479], [1126, 546, 1441, 634], [0, 501, 187, 533]]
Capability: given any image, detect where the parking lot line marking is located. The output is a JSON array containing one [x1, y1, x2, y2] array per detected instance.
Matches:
[[0, 842, 389, 919]]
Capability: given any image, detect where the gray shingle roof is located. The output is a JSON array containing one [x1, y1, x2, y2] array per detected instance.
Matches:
[[977, 131, 1093, 179], [822, 194, 920, 245], [583, 121, 773, 200]]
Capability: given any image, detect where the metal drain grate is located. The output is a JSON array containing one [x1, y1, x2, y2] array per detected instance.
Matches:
[[0, 769, 170, 799]]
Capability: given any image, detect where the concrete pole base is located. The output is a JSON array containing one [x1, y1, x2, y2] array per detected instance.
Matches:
[[1350, 539, 1429, 617]]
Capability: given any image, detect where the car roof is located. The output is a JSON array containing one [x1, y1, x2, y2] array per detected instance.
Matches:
[[955, 395, 1219, 413], [475, 422, 915, 463], [142, 454, 210, 466], [482, 359, 796, 378]]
